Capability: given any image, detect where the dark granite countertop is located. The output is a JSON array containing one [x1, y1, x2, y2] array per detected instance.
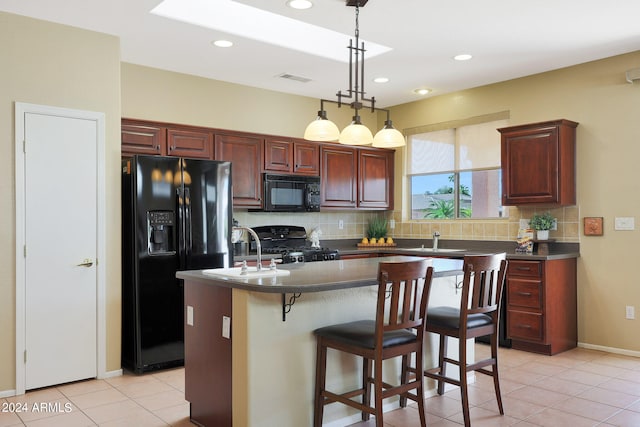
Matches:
[[326, 238, 580, 261], [176, 256, 463, 294]]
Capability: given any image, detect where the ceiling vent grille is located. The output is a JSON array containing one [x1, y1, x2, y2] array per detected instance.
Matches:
[[277, 73, 312, 83]]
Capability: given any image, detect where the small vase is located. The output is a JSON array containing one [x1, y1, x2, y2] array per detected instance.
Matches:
[[536, 230, 549, 240]]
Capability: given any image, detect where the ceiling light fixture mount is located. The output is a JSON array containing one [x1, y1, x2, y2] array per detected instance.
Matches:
[[303, 0, 405, 148]]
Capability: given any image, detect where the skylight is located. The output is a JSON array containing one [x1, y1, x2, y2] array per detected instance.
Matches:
[[151, 0, 392, 62]]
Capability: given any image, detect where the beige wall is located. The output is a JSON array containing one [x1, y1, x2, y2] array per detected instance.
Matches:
[[388, 51, 640, 353], [0, 13, 121, 391], [121, 63, 379, 139]]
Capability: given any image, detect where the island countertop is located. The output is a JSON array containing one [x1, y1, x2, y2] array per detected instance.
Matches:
[[176, 255, 463, 294]]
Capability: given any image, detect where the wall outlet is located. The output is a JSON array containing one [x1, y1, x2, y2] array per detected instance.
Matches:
[[187, 305, 194, 326], [338, 220, 344, 230], [626, 306, 635, 320], [222, 316, 231, 338], [389, 219, 395, 229]]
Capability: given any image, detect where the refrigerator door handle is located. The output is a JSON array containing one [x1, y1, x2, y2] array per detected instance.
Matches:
[[184, 187, 192, 258], [177, 186, 186, 267]]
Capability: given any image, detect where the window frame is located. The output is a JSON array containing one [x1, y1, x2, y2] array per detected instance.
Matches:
[[404, 113, 509, 220]]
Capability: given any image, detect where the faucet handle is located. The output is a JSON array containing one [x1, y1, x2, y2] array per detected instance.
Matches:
[[433, 231, 441, 237], [269, 258, 281, 271], [239, 260, 248, 275]]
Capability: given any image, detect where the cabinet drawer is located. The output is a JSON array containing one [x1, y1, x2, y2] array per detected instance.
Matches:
[[507, 260, 542, 278], [508, 310, 543, 341], [507, 281, 542, 309]]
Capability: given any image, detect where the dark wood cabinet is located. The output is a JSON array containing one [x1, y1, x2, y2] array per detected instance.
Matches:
[[215, 133, 263, 208], [167, 126, 213, 159], [320, 145, 358, 208], [264, 138, 319, 175], [506, 258, 577, 355], [499, 119, 578, 206], [121, 120, 167, 157], [320, 145, 394, 210], [358, 148, 394, 210]]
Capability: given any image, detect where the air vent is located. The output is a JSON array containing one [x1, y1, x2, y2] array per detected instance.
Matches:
[[277, 73, 312, 83]]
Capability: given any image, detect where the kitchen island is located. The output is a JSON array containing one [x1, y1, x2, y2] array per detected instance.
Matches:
[[177, 256, 465, 427]]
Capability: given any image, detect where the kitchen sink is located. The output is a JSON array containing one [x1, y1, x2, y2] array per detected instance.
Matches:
[[203, 266, 291, 278]]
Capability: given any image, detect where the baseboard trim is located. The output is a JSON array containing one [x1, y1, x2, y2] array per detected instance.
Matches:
[[578, 342, 640, 358], [98, 369, 123, 379], [0, 389, 17, 398]]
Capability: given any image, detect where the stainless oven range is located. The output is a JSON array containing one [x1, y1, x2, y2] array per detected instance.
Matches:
[[250, 225, 340, 264]]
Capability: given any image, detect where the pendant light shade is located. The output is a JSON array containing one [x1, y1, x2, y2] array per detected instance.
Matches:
[[339, 116, 374, 145], [372, 119, 405, 148], [304, 110, 340, 141]]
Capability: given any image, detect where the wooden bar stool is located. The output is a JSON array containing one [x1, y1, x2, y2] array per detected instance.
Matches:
[[424, 253, 508, 427], [313, 259, 434, 427]]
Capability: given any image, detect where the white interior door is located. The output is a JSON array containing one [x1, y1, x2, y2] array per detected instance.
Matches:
[[20, 108, 99, 390]]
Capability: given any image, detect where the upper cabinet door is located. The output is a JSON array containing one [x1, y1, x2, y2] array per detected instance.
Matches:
[[500, 119, 578, 206], [121, 120, 167, 157], [167, 127, 213, 159], [292, 140, 320, 176], [215, 133, 263, 208], [358, 149, 394, 210], [320, 145, 357, 208], [264, 138, 293, 173]]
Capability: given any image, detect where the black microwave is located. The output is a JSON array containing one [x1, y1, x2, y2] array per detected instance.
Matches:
[[261, 173, 321, 212]]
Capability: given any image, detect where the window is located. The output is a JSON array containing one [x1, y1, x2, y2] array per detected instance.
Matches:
[[407, 118, 507, 219]]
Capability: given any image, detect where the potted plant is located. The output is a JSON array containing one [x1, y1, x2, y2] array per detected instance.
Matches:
[[529, 212, 556, 240], [366, 216, 388, 244]]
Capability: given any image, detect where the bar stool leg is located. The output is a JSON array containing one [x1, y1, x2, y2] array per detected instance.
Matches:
[[313, 339, 327, 427]]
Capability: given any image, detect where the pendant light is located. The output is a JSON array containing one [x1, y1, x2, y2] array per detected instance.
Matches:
[[303, 104, 340, 141], [303, 0, 405, 147]]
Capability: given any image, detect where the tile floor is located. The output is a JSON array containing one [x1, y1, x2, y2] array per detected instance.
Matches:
[[1, 343, 640, 426]]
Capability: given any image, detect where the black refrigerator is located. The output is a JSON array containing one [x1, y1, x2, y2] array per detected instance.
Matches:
[[121, 155, 233, 373]]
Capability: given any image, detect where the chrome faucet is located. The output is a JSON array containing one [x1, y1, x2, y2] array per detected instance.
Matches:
[[233, 226, 262, 271], [432, 231, 440, 250]]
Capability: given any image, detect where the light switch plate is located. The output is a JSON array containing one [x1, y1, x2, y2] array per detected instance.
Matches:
[[614, 217, 635, 230]]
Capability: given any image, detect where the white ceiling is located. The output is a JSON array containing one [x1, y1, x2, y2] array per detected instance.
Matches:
[[2, 0, 640, 107]]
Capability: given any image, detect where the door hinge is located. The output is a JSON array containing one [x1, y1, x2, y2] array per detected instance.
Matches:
[[24, 350, 27, 363], [23, 245, 27, 258], [23, 139, 26, 153]]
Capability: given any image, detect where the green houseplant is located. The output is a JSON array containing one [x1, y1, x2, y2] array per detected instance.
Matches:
[[529, 212, 556, 240], [366, 216, 388, 241]]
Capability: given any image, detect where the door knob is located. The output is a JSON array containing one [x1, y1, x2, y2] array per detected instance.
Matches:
[[76, 259, 94, 267]]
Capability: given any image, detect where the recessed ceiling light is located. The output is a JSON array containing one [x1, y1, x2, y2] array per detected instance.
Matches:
[[212, 40, 233, 48], [373, 77, 389, 83], [287, 0, 313, 10], [454, 54, 473, 61], [414, 88, 431, 95]]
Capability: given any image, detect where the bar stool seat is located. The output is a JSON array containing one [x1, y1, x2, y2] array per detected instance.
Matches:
[[315, 320, 419, 348]]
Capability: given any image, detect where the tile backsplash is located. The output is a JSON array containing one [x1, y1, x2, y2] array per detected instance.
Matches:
[[233, 205, 579, 242]]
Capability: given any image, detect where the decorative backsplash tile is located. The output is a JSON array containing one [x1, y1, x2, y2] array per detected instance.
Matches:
[[233, 205, 579, 242]]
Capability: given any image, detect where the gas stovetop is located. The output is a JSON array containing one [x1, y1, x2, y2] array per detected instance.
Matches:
[[250, 225, 339, 263]]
